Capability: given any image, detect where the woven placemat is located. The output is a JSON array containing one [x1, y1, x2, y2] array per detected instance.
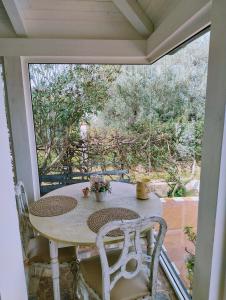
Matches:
[[87, 207, 139, 237], [29, 196, 77, 217]]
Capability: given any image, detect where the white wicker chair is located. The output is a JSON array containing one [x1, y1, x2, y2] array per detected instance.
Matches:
[[76, 216, 168, 300]]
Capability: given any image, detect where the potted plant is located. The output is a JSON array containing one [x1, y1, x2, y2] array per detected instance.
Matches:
[[90, 176, 111, 202]]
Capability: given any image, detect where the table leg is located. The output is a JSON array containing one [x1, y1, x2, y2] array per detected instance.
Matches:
[[49, 240, 60, 300], [147, 227, 155, 255]]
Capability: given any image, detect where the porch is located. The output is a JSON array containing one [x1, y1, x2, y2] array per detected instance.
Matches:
[[0, 0, 226, 300]]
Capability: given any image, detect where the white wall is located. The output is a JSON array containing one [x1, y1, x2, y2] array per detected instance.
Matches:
[[0, 63, 27, 299]]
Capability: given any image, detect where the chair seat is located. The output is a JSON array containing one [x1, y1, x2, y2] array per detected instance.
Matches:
[[79, 250, 150, 300], [27, 236, 75, 264]]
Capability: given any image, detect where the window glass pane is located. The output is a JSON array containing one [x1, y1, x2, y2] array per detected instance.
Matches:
[[159, 32, 210, 293], [29, 31, 210, 295]]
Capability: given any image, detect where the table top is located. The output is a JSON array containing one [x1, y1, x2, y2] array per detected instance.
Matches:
[[29, 182, 162, 246]]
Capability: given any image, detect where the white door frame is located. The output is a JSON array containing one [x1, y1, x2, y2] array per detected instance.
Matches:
[[193, 0, 226, 299], [0, 60, 28, 300], [4, 56, 40, 201]]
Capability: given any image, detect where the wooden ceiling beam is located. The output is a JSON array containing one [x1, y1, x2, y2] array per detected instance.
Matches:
[[147, 0, 211, 63], [0, 38, 148, 64], [112, 0, 154, 37], [2, 0, 26, 36]]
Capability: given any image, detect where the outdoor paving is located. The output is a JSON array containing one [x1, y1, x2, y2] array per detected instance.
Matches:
[[29, 265, 177, 300], [29, 249, 178, 300]]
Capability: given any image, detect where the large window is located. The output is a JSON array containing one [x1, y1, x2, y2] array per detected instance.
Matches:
[[154, 31, 210, 296], [29, 30, 210, 296]]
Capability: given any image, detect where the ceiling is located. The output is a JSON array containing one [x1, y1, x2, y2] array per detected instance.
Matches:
[[138, 0, 180, 27], [0, 0, 16, 37], [0, 0, 180, 39]]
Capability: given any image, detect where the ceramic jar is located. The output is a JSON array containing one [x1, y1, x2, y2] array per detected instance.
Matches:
[[136, 179, 151, 200]]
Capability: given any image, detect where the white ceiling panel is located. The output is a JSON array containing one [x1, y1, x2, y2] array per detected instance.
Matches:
[[18, 0, 143, 39], [138, 0, 180, 28], [1, 0, 182, 39], [24, 20, 143, 39], [0, 0, 16, 37]]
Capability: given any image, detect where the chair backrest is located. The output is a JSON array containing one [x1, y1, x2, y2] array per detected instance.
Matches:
[[96, 216, 167, 300], [15, 181, 34, 253], [15, 181, 29, 216]]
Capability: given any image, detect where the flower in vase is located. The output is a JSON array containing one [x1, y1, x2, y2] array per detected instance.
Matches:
[[90, 179, 111, 193]]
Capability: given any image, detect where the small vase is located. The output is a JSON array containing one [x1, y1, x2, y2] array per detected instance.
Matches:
[[95, 192, 107, 202], [136, 179, 151, 200]]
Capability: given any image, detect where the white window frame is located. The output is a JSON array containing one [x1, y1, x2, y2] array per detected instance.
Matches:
[[0, 59, 28, 300]]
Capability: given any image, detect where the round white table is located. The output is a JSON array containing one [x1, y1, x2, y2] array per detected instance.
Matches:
[[29, 182, 162, 300]]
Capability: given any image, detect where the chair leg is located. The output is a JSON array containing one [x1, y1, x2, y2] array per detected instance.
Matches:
[[82, 286, 89, 300], [28, 264, 45, 298], [71, 259, 80, 300], [77, 279, 89, 300]]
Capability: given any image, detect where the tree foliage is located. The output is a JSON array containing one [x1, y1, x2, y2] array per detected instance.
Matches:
[[97, 34, 208, 167], [30, 64, 119, 174], [30, 33, 209, 176]]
